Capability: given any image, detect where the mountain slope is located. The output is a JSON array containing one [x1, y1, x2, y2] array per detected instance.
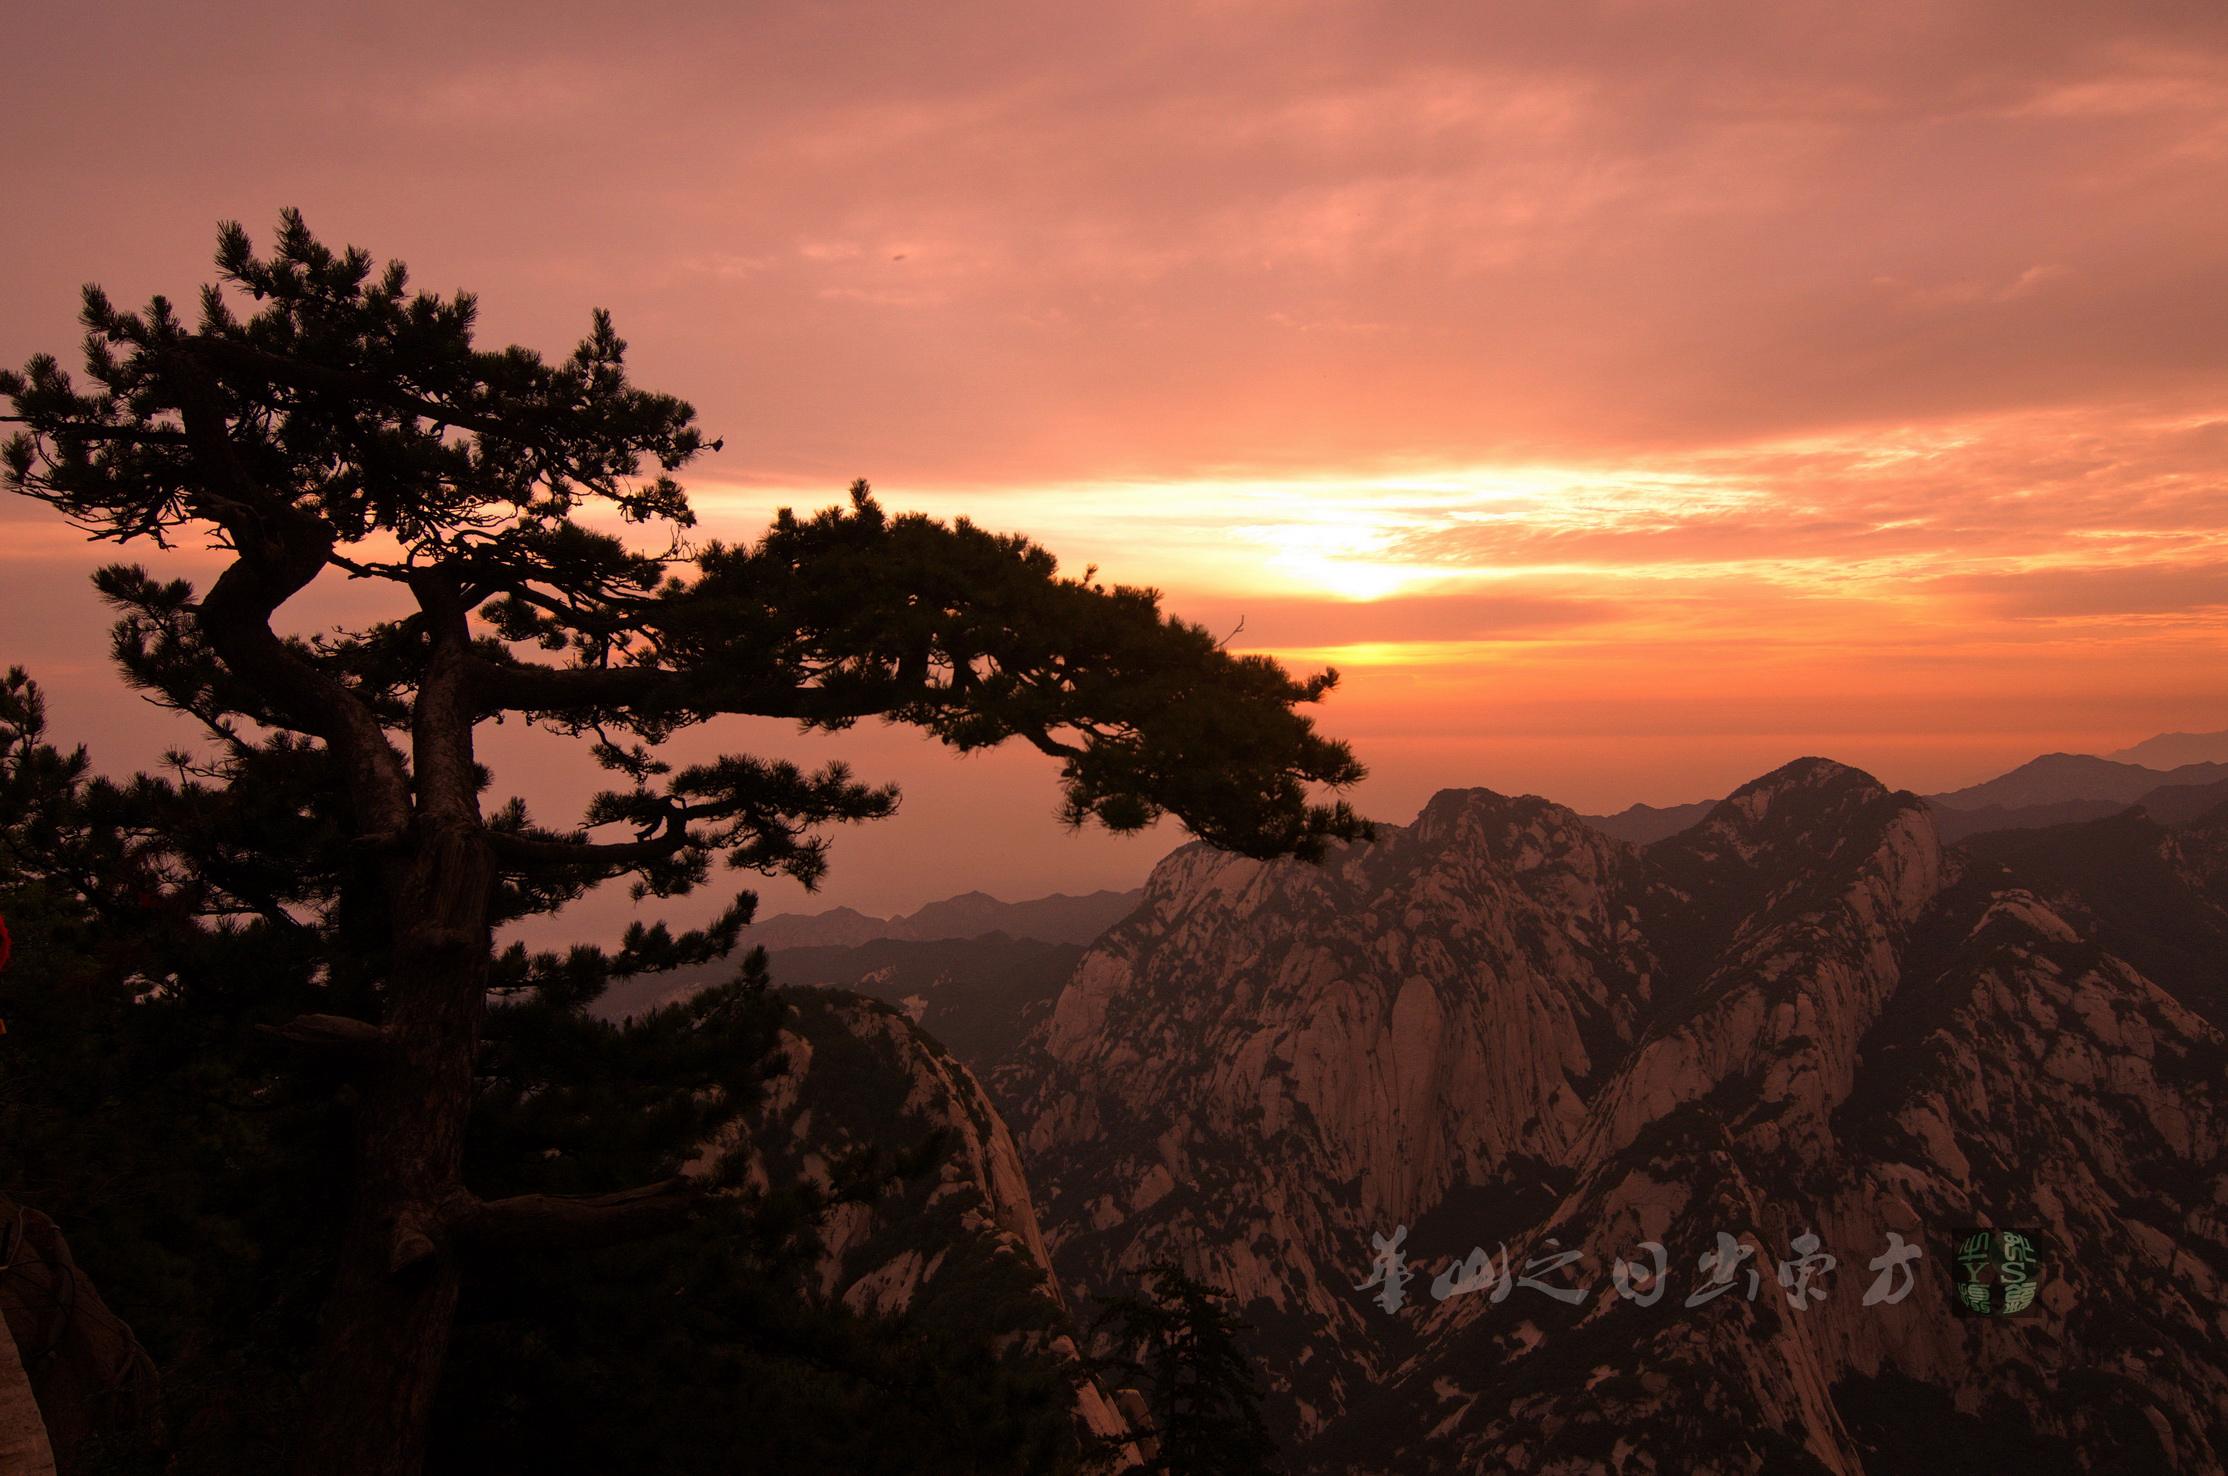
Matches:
[[1923, 796, 2124, 842], [2133, 776, 2228, 829], [1958, 805, 2228, 1031], [721, 989, 1139, 1463]]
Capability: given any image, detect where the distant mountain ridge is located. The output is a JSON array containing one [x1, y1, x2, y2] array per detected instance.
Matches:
[[1582, 730, 2228, 844], [2107, 728, 2228, 768], [1580, 797, 1716, 844], [746, 887, 1143, 951], [1923, 752, 2228, 811]]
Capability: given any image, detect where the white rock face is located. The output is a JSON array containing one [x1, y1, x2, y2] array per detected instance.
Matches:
[[990, 758, 2228, 1473]]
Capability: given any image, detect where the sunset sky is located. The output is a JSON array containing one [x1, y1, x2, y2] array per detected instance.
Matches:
[[5, 1, 2226, 924]]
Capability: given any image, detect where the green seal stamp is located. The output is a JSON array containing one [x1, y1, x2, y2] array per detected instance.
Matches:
[[1951, 1229, 2045, 1316]]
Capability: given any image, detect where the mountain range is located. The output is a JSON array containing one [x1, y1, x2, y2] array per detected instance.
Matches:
[[742, 888, 1143, 952], [731, 733, 2228, 956], [977, 759, 2228, 1471], [709, 737, 2228, 1053], [683, 731, 2228, 1469]]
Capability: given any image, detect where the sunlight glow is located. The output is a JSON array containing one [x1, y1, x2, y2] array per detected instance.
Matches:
[[686, 460, 1775, 604], [674, 409, 2228, 716]]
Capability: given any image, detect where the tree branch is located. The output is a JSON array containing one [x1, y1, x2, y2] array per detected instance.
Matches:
[[257, 1013, 392, 1059], [449, 1178, 701, 1254], [186, 335, 547, 447], [470, 655, 954, 725], [0, 417, 190, 444], [1018, 722, 1085, 760], [485, 821, 691, 874]]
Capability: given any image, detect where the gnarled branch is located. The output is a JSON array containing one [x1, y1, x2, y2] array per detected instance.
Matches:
[[469, 654, 953, 726], [173, 381, 415, 833]]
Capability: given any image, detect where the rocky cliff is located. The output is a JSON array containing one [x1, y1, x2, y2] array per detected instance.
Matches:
[[0, 1199, 159, 1476], [717, 988, 1138, 1461], [994, 759, 2228, 1473]]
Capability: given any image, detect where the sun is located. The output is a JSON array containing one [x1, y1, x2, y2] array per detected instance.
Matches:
[[1253, 519, 1419, 602]]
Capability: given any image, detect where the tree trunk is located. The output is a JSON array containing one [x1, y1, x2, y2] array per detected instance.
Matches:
[[292, 823, 493, 1476]]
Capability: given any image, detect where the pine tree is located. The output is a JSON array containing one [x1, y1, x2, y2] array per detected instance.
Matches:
[[1094, 1262, 1283, 1475], [1, 213, 1368, 1476]]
